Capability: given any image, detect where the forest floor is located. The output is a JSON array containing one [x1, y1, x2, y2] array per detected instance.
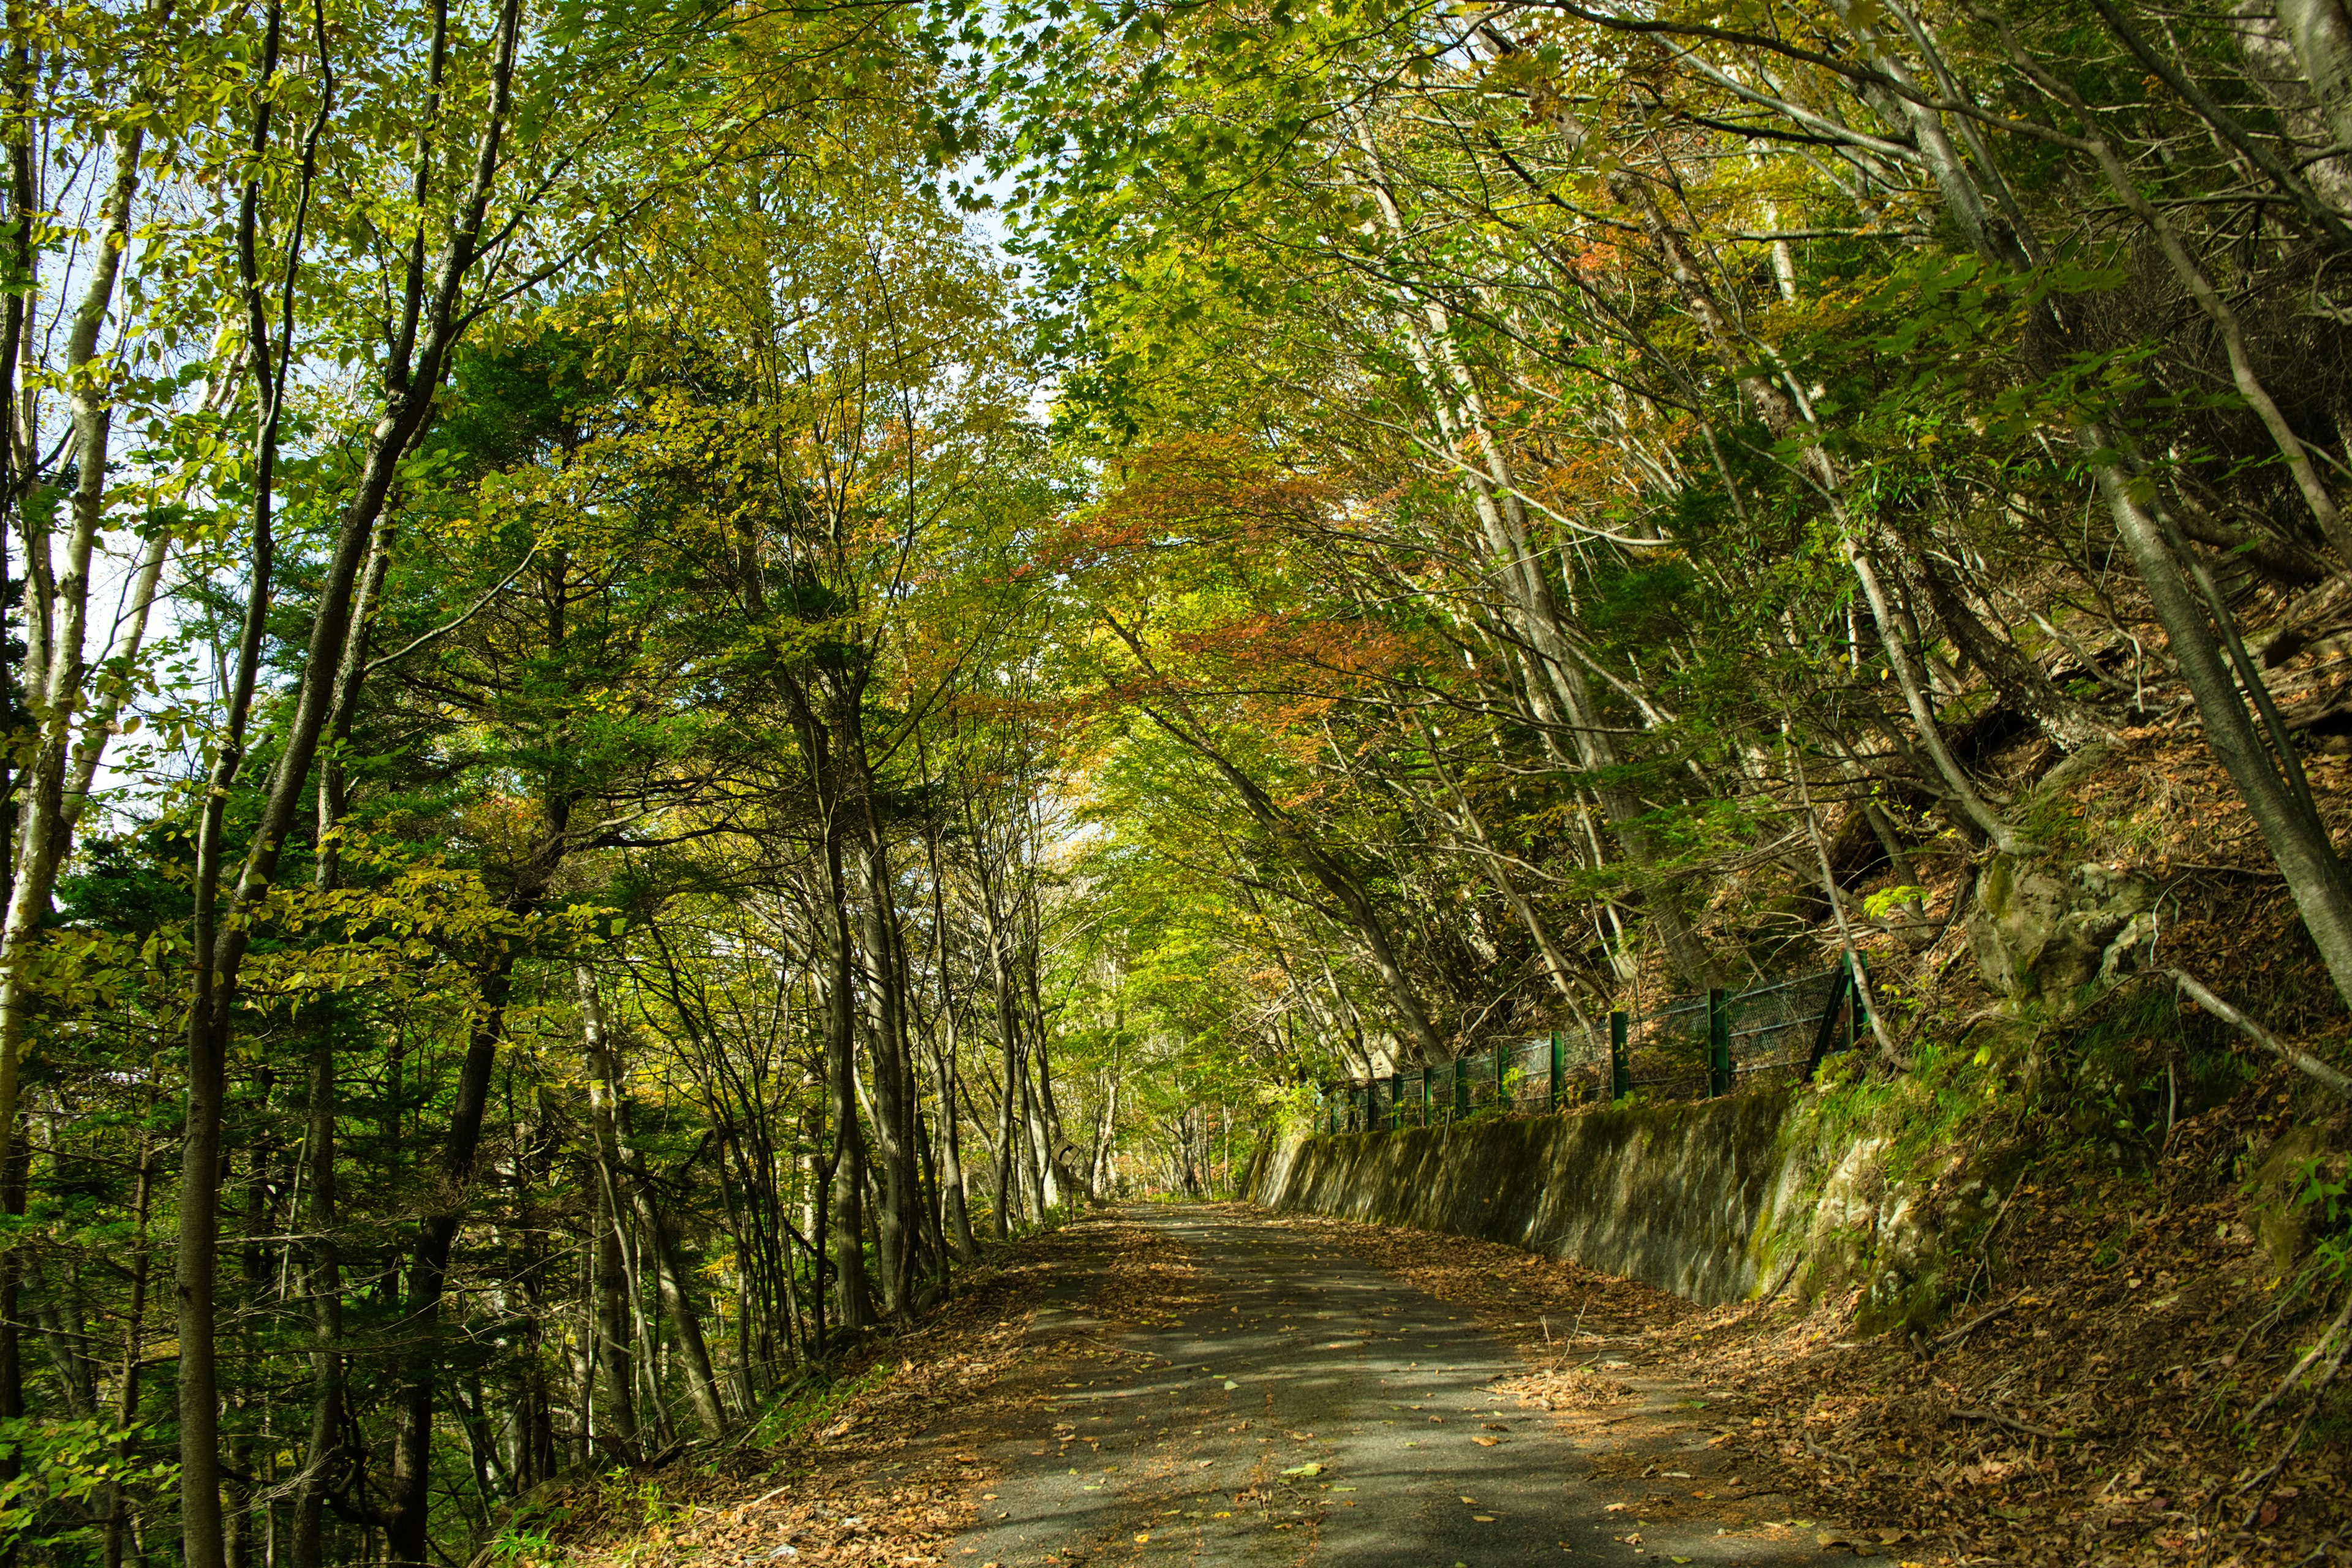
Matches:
[[533, 1205, 1842, 1568], [1294, 1180, 2351, 1568], [530, 1195, 2348, 1568], [522, 1212, 1206, 1568]]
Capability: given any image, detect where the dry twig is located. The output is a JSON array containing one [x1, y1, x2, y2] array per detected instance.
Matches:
[[2169, 970, 2352, 1100], [1950, 1405, 2064, 1440], [1936, 1298, 2021, 1348]]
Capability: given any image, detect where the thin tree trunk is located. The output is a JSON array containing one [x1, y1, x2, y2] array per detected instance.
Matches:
[[383, 946, 526, 1561], [181, 3, 513, 1552], [292, 1014, 341, 1568], [819, 830, 874, 1333], [589, 1148, 638, 1455], [853, 824, 916, 1317], [930, 1037, 979, 1261], [587, 967, 727, 1439], [979, 876, 1025, 1237], [100, 1079, 157, 1568]]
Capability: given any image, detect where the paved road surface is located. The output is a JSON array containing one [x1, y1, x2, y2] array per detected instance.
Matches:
[[949, 1208, 1828, 1567]]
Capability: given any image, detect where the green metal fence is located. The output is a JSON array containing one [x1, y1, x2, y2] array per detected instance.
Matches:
[[1316, 955, 1871, 1136]]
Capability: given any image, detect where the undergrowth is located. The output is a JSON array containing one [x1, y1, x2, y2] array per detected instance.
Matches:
[[745, 1359, 895, 1449]]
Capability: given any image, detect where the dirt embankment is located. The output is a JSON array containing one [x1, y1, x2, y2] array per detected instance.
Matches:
[[1283, 1175, 2350, 1568]]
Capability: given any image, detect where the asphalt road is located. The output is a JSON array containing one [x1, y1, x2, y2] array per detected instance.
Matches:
[[949, 1207, 1830, 1568]]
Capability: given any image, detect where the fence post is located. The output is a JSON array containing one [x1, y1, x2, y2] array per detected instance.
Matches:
[[1609, 1011, 1630, 1099], [1804, 959, 1854, 1080], [1453, 1057, 1470, 1120], [1495, 1044, 1508, 1109], [1850, 952, 1871, 1051], [1708, 987, 1732, 1096], [1390, 1071, 1403, 1131], [1549, 1030, 1563, 1110], [1420, 1068, 1431, 1127]]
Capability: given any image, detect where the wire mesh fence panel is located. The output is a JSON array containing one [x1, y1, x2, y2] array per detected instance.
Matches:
[[1629, 993, 1711, 1101], [1501, 1037, 1542, 1112], [1727, 968, 1849, 1091], [1565, 1018, 1614, 1104], [1312, 965, 1853, 1133], [1472, 1044, 1505, 1114], [1493, 1025, 1612, 1112]]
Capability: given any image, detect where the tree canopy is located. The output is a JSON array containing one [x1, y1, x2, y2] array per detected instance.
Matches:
[[6, 0, 2352, 1556]]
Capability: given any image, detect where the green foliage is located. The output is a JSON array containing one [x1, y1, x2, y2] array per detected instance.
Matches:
[[0, 1420, 173, 1555], [16, 0, 2352, 1556], [748, 1363, 894, 1449], [481, 1499, 573, 1564], [2290, 1152, 2352, 1289]]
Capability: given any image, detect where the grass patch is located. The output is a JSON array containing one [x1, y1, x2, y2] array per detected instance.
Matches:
[[745, 1362, 894, 1449]]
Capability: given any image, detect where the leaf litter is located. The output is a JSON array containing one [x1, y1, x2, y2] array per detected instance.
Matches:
[[1275, 1164, 2352, 1567], [510, 1216, 1203, 1567]]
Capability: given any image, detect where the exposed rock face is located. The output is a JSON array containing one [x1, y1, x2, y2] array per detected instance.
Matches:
[[1967, 856, 2157, 1001], [1790, 1136, 1911, 1307], [2252, 1123, 2326, 1279]]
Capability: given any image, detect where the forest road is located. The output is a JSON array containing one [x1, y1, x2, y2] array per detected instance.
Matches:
[[946, 1206, 1831, 1568]]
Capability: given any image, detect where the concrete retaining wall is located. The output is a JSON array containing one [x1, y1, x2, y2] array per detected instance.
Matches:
[[1252, 1093, 1797, 1305]]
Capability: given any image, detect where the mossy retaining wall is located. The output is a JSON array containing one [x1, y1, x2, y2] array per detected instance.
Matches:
[[1253, 1093, 1797, 1305]]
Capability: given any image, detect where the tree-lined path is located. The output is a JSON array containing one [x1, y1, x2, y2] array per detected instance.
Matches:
[[11, 0, 2352, 1553], [950, 1209, 1826, 1567]]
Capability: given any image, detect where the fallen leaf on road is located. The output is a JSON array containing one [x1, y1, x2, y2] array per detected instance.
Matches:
[[1472, 1436, 1501, 1447], [1472, 1515, 1496, 1523]]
